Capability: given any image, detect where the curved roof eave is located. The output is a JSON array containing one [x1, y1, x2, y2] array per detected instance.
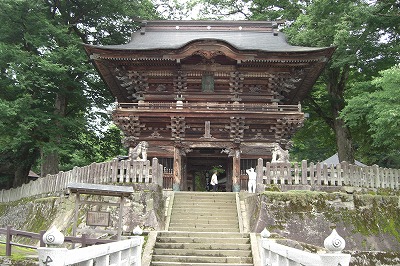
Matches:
[[85, 31, 333, 54]]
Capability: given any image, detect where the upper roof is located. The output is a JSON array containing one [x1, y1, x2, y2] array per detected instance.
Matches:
[[86, 20, 330, 53]]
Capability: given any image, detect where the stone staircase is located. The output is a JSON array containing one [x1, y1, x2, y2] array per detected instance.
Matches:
[[151, 192, 253, 266]]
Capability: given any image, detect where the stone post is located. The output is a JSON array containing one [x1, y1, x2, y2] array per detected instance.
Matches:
[[320, 228, 351, 266], [37, 226, 67, 266], [256, 158, 264, 193], [152, 157, 159, 186]]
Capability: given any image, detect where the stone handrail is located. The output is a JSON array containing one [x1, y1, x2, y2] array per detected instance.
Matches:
[[38, 235, 143, 266], [259, 228, 351, 266], [257, 159, 400, 190], [0, 158, 164, 203]]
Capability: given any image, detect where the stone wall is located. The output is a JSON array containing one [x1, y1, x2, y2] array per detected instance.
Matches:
[[0, 184, 165, 244], [244, 190, 400, 265]]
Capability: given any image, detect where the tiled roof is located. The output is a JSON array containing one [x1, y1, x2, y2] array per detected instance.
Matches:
[[87, 20, 329, 53]]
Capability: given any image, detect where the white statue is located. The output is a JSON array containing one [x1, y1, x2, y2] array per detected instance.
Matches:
[[129, 141, 148, 161], [246, 167, 257, 193], [271, 144, 290, 163]]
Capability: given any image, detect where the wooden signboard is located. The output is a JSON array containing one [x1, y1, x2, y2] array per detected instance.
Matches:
[[86, 211, 110, 227]]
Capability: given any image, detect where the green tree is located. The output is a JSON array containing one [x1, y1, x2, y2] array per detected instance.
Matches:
[[190, 0, 400, 165], [342, 65, 400, 167], [0, 0, 159, 188], [284, 0, 400, 164]]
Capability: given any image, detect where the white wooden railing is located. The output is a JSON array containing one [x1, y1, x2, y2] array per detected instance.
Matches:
[[259, 228, 351, 266], [255, 159, 400, 190], [38, 237, 143, 266], [0, 158, 164, 203]]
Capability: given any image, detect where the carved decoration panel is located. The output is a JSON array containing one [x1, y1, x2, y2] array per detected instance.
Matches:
[[169, 116, 188, 140], [115, 67, 149, 102], [271, 118, 304, 141], [114, 115, 144, 147], [227, 117, 248, 143], [268, 69, 305, 102], [229, 71, 244, 102], [173, 71, 187, 95]]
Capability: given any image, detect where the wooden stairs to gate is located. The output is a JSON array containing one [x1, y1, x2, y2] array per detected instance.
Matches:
[[151, 192, 253, 266]]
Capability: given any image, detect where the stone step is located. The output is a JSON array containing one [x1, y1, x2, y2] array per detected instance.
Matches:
[[154, 242, 250, 250], [173, 194, 236, 201], [169, 218, 238, 226], [169, 222, 239, 228], [167, 227, 239, 232], [170, 215, 238, 220], [151, 254, 253, 264], [152, 192, 251, 265], [157, 236, 249, 244], [153, 248, 251, 257], [171, 209, 237, 215], [170, 215, 237, 221], [151, 262, 253, 266], [158, 231, 249, 238], [172, 204, 237, 209]]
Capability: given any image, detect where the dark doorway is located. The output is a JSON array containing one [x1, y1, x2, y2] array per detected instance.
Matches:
[[185, 148, 229, 192]]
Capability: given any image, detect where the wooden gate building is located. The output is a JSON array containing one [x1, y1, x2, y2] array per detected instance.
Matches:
[[84, 20, 334, 191]]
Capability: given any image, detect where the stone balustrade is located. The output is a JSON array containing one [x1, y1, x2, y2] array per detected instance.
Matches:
[[259, 228, 351, 266], [38, 226, 143, 266]]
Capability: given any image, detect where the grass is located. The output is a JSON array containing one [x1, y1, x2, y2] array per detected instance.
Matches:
[[0, 244, 37, 260]]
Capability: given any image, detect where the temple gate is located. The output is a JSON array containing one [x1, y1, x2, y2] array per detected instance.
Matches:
[[85, 20, 334, 191]]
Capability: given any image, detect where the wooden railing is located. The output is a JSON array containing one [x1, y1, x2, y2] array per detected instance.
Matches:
[[117, 102, 301, 112], [0, 226, 113, 256], [255, 159, 400, 190], [0, 158, 164, 203], [2, 158, 399, 203]]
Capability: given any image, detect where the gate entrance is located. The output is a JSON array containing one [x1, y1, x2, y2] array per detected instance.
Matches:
[[185, 148, 230, 192]]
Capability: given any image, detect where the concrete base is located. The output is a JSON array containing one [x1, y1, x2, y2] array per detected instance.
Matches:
[[232, 184, 241, 192], [172, 183, 180, 191]]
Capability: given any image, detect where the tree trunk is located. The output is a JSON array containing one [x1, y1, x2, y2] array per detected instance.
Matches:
[[40, 92, 67, 176], [333, 118, 355, 164], [327, 66, 355, 164], [13, 147, 39, 188], [40, 151, 60, 177]]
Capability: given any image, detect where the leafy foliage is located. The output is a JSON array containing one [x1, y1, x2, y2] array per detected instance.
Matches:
[[342, 65, 400, 167], [176, 0, 400, 167], [0, 0, 159, 188]]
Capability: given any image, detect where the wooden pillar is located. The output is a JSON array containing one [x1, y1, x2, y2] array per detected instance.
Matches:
[[173, 146, 181, 191], [226, 158, 233, 192], [182, 155, 187, 190], [232, 148, 241, 192]]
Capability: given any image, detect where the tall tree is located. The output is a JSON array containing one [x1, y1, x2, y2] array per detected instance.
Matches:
[[188, 0, 400, 164], [0, 0, 159, 188], [342, 65, 400, 168]]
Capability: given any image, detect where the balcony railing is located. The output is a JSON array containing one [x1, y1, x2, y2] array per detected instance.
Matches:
[[116, 102, 302, 112]]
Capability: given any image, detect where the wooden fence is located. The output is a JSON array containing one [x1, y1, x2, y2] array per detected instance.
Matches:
[[0, 158, 164, 203], [0, 226, 113, 256], [2, 159, 400, 202], [257, 159, 400, 190]]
